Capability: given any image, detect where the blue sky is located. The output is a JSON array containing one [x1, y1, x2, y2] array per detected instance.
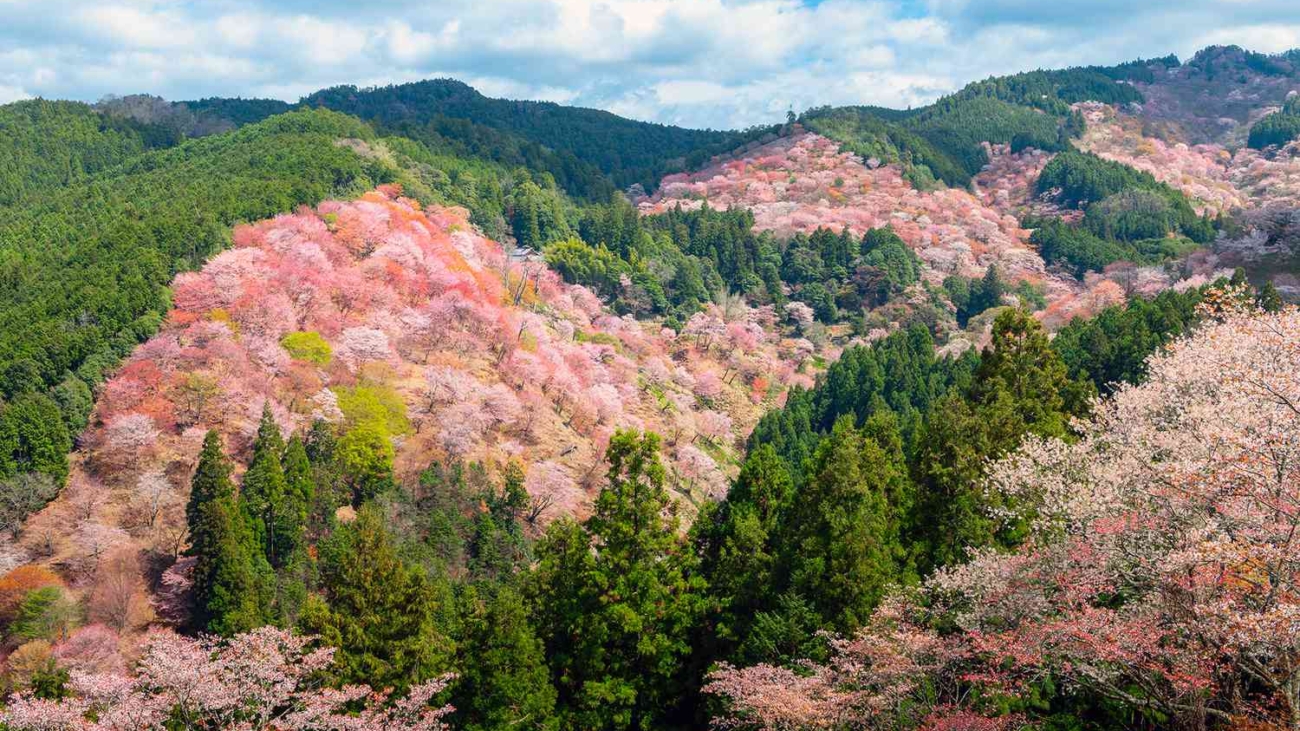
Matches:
[[2, 0, 1300, 129]]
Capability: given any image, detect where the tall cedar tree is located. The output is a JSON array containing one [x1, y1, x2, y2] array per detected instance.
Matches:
[[186, 430, 270, 635], [454, 585, 559, 731], [528, 430, 707, 731], [912, 308, 1083, 572], [241, 405, 288, 566], [777, 412, 910, 633], [694, 443, 794, 652], [279, 435, 314, 558], [300, 505, 455, 692]]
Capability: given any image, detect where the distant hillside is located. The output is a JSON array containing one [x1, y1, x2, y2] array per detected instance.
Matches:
[[95, 80, 774, 201], [0, 100, 177, 206], [0, 108, 440, 428], [1128, 45, 1300, 146], [301, 79, 772, 195]]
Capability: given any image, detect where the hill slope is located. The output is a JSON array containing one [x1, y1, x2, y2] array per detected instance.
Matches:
[[4, 188, 824, 575]]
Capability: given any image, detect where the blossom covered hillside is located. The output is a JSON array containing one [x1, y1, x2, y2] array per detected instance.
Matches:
[[1077, 101, 1300, 279], [639, 133, 1048, 285], [5, 187, 821, 577], [638, 131, 1225, 331]]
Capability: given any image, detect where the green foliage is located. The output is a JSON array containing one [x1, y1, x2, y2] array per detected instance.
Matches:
[[778, 413, 909, 632], [948, 67, 1144, 112], [0, 100, 176, 207], [1051, 287, 1205, 392], [49, 376, 93, 435], [453, 586, 558, 731], [0, 108, 422, 464], [1038, 150, 1188, 211], [543, 238, 631, 300], [692, 445, 793, 652], [944, 266, 1009, 327], [1030, 151, 1214, 275], [1247, 100, 1300, 149], [335, 384, 410, 437], [861, 227, 922, 293], [280, 331, 332, 366], [528, 431, 706, 731], [748, 325, 977, 473], [180, 96, 295, 129], [1030, 218, 1201, 278], [510, 175, 573, 250], [335, 421, 396, 504], [778, 226, 922, 321], [0, 393, 72, 484], [187, 430, 272, 635], [241, 406, 290, 567], [301, 505, 455, 693], [302, 79, 773, 195], [802, 67, 1127, 187], [911, 309, 1085, 572], [8, 586, 79, 642]]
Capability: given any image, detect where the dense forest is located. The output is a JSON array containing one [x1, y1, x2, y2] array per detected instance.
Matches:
[[301, 80, 775, 196], [1248, 94, 1300, 149], [799, 65, 1138, 188], [1028, 150, 1216, 275]]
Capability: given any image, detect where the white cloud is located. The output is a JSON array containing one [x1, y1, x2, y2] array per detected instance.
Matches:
[[1, 0, 1300, 128], [0, 84, 30, 104], [76, 5, 197, 50]]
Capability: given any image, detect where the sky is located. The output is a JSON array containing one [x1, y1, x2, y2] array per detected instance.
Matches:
[[2, 0, 1300, 130]]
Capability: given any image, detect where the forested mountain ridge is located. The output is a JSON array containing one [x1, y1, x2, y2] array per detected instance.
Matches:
[[2, 41, 1300, 731]]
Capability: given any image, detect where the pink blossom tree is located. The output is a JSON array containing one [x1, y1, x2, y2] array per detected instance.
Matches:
[[0, 627, 454, 731]]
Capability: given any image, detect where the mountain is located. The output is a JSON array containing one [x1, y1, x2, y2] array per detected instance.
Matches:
[[302, 79, 773, 194]]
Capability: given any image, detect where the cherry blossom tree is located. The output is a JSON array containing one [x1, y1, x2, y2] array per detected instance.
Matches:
[[524, 461, 571, 526], [695, 410, 734, 445], [706, 596, 980, 731], [0, 627, 455, 731], [935, 301, 1300, 728], [337, 327, 393, 370], [94, 413, 161, 477], [684, 312, 728, 353], [53, 624, 125, 676]]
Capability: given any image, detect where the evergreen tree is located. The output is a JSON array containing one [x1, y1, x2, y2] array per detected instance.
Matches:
[[280, 435, 313, 557], [241, 405, 288, 566], [696, 444, 792, 648], [529, 431, 707, 731], [1258, 280, 1284, 312], [186, 430, 269, 635], [301, 505, 455, 692], [778, 415, 905, 633], [0, 393, 71, 483], [454, 586, 558, 731], [913, 309, 1082, 573]]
